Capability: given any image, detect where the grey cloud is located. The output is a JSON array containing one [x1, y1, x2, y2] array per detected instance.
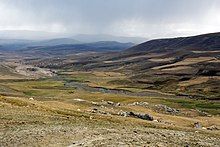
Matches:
[[0, 0, 219, 39]]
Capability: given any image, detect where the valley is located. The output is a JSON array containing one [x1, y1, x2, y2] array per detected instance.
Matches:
[[0, 33, 220, 146]]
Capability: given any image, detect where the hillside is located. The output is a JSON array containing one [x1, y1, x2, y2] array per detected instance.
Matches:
[[1, 0, 220, 146], [33, 32, 220, 99], [1, 32, 220, 146], [125, 32, 220, 53]]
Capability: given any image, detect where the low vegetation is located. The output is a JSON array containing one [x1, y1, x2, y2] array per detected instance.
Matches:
[[1, 32, 220, 146]]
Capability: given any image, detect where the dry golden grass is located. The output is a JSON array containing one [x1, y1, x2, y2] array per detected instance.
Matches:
[[103, 53, 167, 64], [179, 76, 213, 87], [0, 75, 23, 79], [161, 66, 193, 71], [149, 57, 175, 62], [1, 95, 220, 132], [92, 71, 124, 77], [0, 63, 25, 79], [1, 70, 219, 137], [152, 57, 215, 70], [192, 50, 220, 53], [208, 59, 220, 63]]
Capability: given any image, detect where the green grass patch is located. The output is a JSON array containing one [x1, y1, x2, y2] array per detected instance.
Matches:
[[163, 98, 220, 115]]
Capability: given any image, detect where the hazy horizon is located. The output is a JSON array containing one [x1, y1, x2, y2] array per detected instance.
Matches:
[[1, 29, 219, 40]]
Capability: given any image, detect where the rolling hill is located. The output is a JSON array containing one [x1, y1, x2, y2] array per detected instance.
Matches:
[[32, 32, 220, 99], [18, 41, 134, 56]]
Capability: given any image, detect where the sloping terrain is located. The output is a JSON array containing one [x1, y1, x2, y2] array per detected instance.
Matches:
[[0, 32, 220, 146], [1, 96, 219, 146], [33, 33, 220, 99], [0, 71, 220, 146]]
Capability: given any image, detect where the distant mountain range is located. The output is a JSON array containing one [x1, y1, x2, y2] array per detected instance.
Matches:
[[31, 38, 81, 46], [0, 30, 146, 52], [0, 30, 147, 44], [71, 34, 146, 44]]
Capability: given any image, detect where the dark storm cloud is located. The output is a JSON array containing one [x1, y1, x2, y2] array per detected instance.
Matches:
[[0, 0, 220, 38]]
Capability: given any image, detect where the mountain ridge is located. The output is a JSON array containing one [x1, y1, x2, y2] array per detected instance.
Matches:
[[124, 32, 220, 54]]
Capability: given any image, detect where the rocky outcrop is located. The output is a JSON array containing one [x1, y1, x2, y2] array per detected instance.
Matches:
[[129, 101, 149, 107], [118, 111, 153, 121], [155, 104, 180, 114]]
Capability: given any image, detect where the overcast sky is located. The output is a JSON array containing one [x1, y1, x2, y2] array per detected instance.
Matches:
[[0, 0, 220, 39]]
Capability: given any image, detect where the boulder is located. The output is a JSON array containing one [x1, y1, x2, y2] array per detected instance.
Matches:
[[207, 125, 220, 130], [137, 114, 154, 121], [29, 97, 34, 100], [118, 110, 153, 121], [107, 101, 114, 105]]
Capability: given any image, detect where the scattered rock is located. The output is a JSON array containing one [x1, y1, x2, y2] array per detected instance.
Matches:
[[100, 105, 106, 109], [107, 101, 114, 105], [29, 97, 34, 100], [90, 108, 110, 115], [74, 98, 86, 102], [207, 125, 220, 131], [91, 101, 99, 106], [101, 100, 121, 107], [129, 102, 149, 107], [118, 110, 130, 117], [115, 102, 121, 106], [155, 104, 180, 114], [133, 130, 138, 133], [93, 108, 98, 111]]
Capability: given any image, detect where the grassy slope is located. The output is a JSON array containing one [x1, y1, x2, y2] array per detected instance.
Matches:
[[1, 71, 219, 115], [0, 70, 219, 146]]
